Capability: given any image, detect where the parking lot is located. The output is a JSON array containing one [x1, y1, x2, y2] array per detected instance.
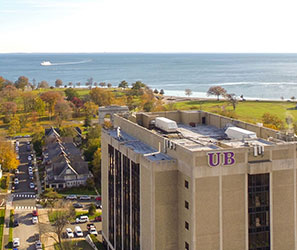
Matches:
[[14, 210, 40, 250]]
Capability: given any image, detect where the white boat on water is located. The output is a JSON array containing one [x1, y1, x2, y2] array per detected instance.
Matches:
[[40, 61, 52, 66]]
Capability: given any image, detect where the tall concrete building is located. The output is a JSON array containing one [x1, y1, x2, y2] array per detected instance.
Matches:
[[101, 110, 297, 250]]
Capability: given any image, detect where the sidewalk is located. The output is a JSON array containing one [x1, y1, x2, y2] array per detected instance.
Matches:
[[2, 208, 10, 249], [39, 209, 56, 250]]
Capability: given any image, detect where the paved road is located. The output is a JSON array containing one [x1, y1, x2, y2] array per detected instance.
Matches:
[[14, 210, 39, 250], [12, 139, 39, 250]]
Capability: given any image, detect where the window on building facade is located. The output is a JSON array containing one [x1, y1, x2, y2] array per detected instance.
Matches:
[[248, 173, 270, 250], [185, 221, 189, 230], [185, 241, 189, 250], [185, 180, 189, 189], [185, 200, 189, 209], [108, 145, 115, 247]]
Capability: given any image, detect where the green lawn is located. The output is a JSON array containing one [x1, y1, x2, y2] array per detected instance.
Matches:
[[75, 211, 101, 221], [54, 240, 94, 250], [48, 210, 101, 223], [58, 187, 97, 196], [172, 100, 297, 126], [0, 209, 5, 249]]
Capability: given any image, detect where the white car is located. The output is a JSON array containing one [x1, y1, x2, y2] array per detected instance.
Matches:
[[79, 195, 91, 200], [13, 238, 20, 247], [28, 155, 32, 161], [15, 169, 19, 174], [74, 226, 83, 237], [32, 216, 38, 224], [28, 166, 33, 171], [75, 215, 89, 223], [89, 227, 98, 236], [35, 240, 42, 250], [30, 182, 35, 189], [29, 170, 33, 176], [66, 228, 74, 238], [66, 195, 77, 200]]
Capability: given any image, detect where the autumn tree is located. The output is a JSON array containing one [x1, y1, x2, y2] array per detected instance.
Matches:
[[86, 77, 93, 87], [34, 97, 46, 117], [130, 81, 147, 96], [2, 85, 19, 101], [15, 76, 30, 90], [0, 76, 6, 91], [64, 88, 79, 101], [84, 101, 98, 117], [8, 116, 21, 134], [22, 92, 36, 112], [99, 82, 106, 88], [40, 91, 63, 119], [54, 100, 73, 127], [92, 148, 101, 184], [118, 80, 128, 89], [1, 102, 17, 123], [262, 113, 284, 130], [90, 87, 113, 106], [38, 80, 49, 89], [0, 139, 19, 170], [185, 88, 192, 97], [207, 86, 227, 100], [55, 79, 63, 88], [225, 93, 238, 110]]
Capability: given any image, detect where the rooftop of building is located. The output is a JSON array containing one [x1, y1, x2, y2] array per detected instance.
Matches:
[[108, 129, 174, 162], [115, 110, 296, 152]]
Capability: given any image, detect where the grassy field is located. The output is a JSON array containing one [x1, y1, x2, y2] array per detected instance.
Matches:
[[75, 211, 101, 221], [58, 187, 97, 196], [172, 100, 297, 125], [0, 209, 5, 249], [54, 240, 94, 250], [48, 210, 101, 223]]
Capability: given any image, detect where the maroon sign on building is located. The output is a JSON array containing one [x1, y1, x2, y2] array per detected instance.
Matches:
[[207, 152, 235, 167]]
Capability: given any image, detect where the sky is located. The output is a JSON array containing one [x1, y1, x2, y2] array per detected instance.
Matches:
[[1, 0, 297, 53]]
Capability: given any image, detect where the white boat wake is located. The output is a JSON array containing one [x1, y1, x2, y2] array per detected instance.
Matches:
[[41, 59, 92, 66]]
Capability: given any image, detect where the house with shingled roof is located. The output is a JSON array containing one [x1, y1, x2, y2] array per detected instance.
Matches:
[[42, 127, 91, 189]]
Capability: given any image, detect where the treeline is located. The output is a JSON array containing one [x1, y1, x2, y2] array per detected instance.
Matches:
[[0, 76, 166, 135]]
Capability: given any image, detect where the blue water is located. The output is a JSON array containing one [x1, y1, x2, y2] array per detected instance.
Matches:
[[1, 53, 297, 99]]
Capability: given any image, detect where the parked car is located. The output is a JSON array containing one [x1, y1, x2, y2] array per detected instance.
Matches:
[[15, 169, 19, 174], [94, 216, 102, 222], [29, 183, 35, 189], [89, 227, 98, 236], [13, 238, 20, 247], [76, 215, 89, 223], [73, 203, 83, 208], [29, 170, 33, 176], [32, 216, 38, 224], [28, 156, 32, 161], [74, 226, 83, 237], [66, 195, 77, 200], [35, 240, 42, 250], [28, 166, 33, 171], [79, 195, 91, 200], [95, 196, 101, 201], [95, 203, 102, 209], [13, 219, 19, 227], [32, 210, 38, 216], [87, 223, 96, 231], [65, 228, 74, 238]]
